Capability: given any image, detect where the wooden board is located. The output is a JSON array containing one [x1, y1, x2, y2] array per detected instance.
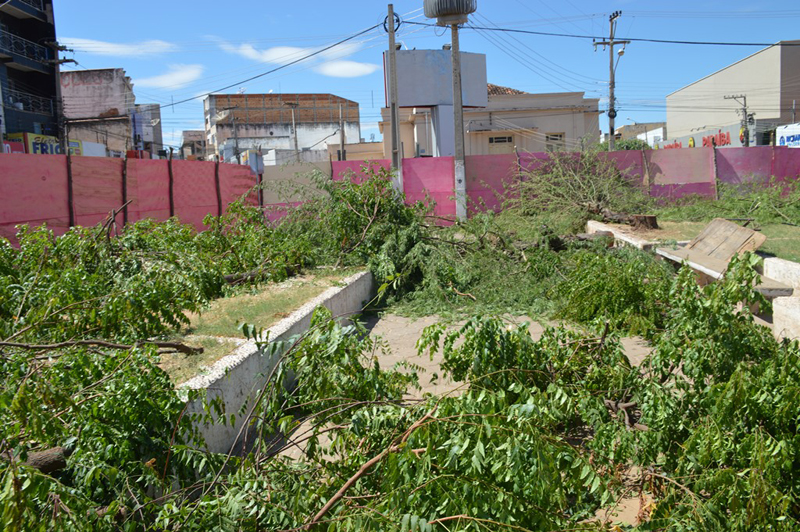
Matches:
[[686, 218, 767, 262], [656, 246, 793, 298]]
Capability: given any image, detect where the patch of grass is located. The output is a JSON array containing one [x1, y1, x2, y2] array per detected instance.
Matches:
[[185, 270, 357, 339], [760, 224, 800, 262], [158, 336, 244, 384]]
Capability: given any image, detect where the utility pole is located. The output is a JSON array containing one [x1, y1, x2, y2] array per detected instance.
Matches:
[[450, 21, 468, 221], [595, 11, 629, 152], [725, 94, 752, 147], [339, 103, 346, 161], [284, 102, 300, 163], [231, 112, 240, 164], [387, 4, 402, 186], [45, 41, 76, 154]]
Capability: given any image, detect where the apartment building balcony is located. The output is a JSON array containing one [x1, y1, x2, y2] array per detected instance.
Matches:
[[0, 29, 51, 72], [0, 0, 47, 21], [3, 87, 54, 116]]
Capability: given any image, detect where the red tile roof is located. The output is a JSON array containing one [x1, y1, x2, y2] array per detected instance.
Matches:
[[488, 83, 527, 96]]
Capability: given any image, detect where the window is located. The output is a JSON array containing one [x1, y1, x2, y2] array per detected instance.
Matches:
[[489, 136, 513, 144], [546, 133, 565, 152]]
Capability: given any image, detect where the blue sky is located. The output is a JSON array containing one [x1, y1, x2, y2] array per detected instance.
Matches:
[[55, 1, 800, 150]]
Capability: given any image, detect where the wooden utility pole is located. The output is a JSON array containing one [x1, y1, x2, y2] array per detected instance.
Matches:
[[595, 11, 629, 152], [387, 4, 403, 190]]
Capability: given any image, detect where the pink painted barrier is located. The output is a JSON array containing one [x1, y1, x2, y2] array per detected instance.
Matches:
[[605, 151, 646, 186], [646, 148, 715, 187], [0, 153, 69, 241], [716, 147, 774, 185], [771, 147, 800, 184], [651, 182, 716, 200], [72, 156, 124, 228], [173, 160, 218, 229], [332, 160, 391, 182], [403, 157, 456, 219], [128, 159, 170, 223], [466, 154, 515, 212]]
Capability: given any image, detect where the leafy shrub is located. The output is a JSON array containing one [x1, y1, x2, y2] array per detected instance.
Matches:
[[554, 247, 673, 336]]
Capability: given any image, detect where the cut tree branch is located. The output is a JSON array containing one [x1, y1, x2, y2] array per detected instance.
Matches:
[[303, 406, 438, 529], [0, 340, 203, 357]]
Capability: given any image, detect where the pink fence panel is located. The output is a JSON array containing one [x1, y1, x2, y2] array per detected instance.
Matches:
[[517, 152, 551, 172], [771, 147, 800, 183], [332, 160, 391, 182], [605, 151, 646, 186], [465, 154, 516, 212], [219, 163, 259, 207], [650, 182, 717, 201], [128, 159, 169, 223], [646, 148, 715, 187], [72, 156, 124, 228], [403, 157, 456, 218], [716, 147, 773, 185], [172, 160, 218, 230], [0, 153, 69, 242]]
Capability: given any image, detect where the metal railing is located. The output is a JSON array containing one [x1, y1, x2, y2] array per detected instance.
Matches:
[[3, 88, 54, 115], [0, 29, 50, 63], [16, 0, 44, 11]]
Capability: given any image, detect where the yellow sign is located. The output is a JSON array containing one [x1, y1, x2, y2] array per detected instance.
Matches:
[[688, 137, 696, 148], [6, 133, 82, 155]]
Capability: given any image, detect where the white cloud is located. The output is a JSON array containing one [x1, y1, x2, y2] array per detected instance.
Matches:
[[314, 61, 380, 78], [62, 37, 177, 57], [217, 40, 311, 65], [214, 37, 377, 78], [135, 64, 205, 90]]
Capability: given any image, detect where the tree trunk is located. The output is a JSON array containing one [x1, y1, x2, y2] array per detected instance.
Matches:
[[632, 215, 659, 231]]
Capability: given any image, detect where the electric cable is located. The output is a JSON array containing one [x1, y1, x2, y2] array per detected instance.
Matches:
[[404, 20, 800, 47]]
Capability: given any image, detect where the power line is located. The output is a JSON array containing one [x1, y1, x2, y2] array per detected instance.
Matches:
[[157, 23, 382, 113], [404, 20, 800, 47]]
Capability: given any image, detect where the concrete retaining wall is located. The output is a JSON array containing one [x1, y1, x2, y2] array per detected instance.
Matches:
[[774, 297, 800, 342], [763, 257, 800, 295], [180, 271, 375, 455]]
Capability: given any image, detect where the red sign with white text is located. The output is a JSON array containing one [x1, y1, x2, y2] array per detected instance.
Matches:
[[2, 141, 25, 154]]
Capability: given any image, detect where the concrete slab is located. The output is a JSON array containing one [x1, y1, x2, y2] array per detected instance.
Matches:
[[774, 297, 800, 342], [181, 271, 376, 455], [763, 257, 800, 296]]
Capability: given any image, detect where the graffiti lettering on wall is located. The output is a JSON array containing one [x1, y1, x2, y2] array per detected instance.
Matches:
[[60, 70, 117, 88]]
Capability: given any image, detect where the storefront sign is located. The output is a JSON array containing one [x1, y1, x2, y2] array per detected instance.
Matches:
[[701, 130, 732, 148], [2, 141, 24, 154], [777, 123, 800, 148], [662, 140, 683, 149], [6, 133, 83, 155]]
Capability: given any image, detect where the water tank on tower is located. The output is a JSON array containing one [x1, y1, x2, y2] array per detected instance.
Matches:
[[424, 0, 477, 25]]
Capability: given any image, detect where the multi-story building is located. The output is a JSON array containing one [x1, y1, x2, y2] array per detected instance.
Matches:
[[181, 130, 207, 160], [135, 103, 164, 157], [381, 84, 601, 157], [60, 69, 162, 157], [0, 0, 59, 138], [203, 93, 361, 165], [665, 41, 800, 148], [61, 68, 136, 156]]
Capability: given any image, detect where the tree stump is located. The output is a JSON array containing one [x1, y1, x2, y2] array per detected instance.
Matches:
[[632, 215, 659, 231]]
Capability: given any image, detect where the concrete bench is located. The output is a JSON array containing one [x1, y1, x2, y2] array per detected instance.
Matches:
[[655, 218, 794, 299]]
